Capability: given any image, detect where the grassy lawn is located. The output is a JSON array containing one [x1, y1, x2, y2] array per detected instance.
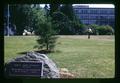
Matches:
[[4, 35, 115, 78]]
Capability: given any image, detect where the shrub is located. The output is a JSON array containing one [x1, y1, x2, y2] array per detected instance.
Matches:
[[89, 24, 114, 35], [97, 25, 114, 35]]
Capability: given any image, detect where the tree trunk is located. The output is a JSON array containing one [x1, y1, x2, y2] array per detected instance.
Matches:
[[46, 43, 49, 51]]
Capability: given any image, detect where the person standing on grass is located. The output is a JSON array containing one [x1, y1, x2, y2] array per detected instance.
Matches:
[[87, 27, 92, 39]]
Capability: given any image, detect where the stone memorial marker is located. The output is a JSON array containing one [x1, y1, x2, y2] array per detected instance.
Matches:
[[5, 61, 43, 77], [5, 52, 60, 78]]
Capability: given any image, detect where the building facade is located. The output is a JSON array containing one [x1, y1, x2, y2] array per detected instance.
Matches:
[[73, 5, 115, 28]]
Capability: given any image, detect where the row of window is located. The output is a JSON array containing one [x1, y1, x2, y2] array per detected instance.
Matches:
[[82, 20, 114, 25], [76, 14, 114, 20], [74, 9, 114, 14]]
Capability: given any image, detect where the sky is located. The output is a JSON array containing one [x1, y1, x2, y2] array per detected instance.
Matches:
[[40, 4, 115, 8]]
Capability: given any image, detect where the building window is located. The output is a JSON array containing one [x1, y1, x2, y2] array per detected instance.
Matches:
[[109, 10, 114, 14], [100, 9, 107, 14], [78, 10, 82, 13], [81, 9, 88, 14], [75, 9, 79, 13], [89, 9, 98, 14]]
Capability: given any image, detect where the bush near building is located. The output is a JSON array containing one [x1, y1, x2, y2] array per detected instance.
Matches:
[[88, 24, 114, 35], [97, 25, 114, 35]]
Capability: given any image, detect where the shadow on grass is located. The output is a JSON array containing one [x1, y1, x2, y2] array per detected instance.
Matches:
[[18, 50, 61, 55]]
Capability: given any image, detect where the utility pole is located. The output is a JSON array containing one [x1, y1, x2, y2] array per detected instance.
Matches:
[[7, 4, 10, 36]]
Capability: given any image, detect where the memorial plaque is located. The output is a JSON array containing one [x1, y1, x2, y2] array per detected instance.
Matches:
[[5, 61, 43, 77]]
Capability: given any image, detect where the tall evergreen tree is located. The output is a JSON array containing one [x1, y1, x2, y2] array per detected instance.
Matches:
[[52, 11, 71, 35], [49, 4, 60, 16], [60, 4, 84, 35], [60, 4, 75, 21]]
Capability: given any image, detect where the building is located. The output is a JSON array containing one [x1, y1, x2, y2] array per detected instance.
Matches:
[[73, 5, 115, 28]]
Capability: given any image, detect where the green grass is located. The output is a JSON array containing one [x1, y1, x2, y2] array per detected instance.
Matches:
[[4, 35, 115, 78]]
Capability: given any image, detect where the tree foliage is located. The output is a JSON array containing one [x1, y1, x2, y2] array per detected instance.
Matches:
[[34, 5, 58, 51], [31, 7, 46, 35], [10, 4, 33, 35], [58, 4, 84, 35], [35, 17, 58, 51], [60, 4, 75, 21], [10, 4, 46, 35], [49, 4, 60, 16], [52, 11, 73, 35]]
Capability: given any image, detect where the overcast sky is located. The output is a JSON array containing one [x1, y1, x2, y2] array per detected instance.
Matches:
[[40, 4, 115, 8]]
